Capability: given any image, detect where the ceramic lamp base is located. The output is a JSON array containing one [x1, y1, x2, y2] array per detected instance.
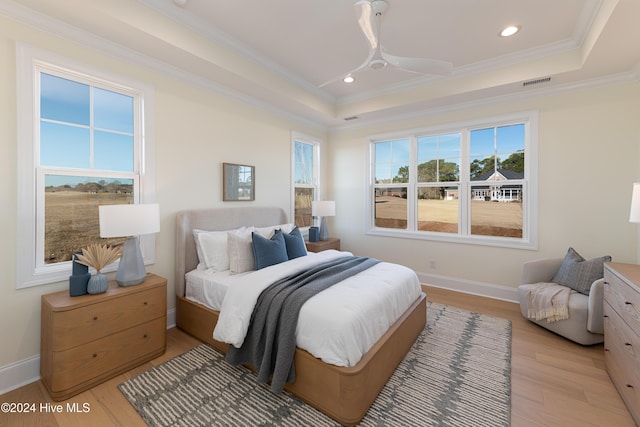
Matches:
[[319, 217, 329, 241], [116, 236, 146, 286]]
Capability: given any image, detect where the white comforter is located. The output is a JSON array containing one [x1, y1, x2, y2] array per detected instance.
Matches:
[[213, 250, 421, 367]]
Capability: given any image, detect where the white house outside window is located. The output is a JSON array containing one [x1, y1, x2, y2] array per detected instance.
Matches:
[[368, 112, 538, 249], [17, 44, 156, 288]]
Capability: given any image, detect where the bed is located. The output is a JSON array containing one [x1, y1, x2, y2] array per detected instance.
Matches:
[[175, 207, 426, 426]]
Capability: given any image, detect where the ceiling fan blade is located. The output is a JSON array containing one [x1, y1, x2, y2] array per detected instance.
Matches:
[[318, 51, 375, 87], [355, 0, 377, 51], [382, 51, 453, 75]]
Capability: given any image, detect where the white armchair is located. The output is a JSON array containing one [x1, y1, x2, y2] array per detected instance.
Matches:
[[518, 258, 604, 345]]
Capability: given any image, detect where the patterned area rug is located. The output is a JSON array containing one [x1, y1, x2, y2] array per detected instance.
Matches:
[[119, 302, 511, 426]]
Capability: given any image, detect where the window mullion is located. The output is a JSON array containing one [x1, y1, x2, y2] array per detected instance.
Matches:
[[459, 130, 470, 236], [408, 135, 418, 232]]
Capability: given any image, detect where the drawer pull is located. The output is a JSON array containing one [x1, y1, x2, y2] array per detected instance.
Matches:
[[626, 384, 634, 389], [144, 301, 148, 306], [143, 334, 148, 338], [93, 316, 98, 321], [93, 353, 97, 358], [625, 301, 633, 306], [625, 343, 633, 348]]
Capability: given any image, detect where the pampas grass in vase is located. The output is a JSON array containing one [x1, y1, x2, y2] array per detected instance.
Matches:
[[76, 243, 121, 294]]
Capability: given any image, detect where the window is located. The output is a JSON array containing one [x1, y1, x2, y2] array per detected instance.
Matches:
[[368, 112, 537, 249], [291, 133, 320, 228], [17, 44, 156, 288]]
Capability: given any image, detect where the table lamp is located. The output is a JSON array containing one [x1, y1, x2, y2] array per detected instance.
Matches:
[[312, 200, 335, 241], [99, 203, 160, 286]]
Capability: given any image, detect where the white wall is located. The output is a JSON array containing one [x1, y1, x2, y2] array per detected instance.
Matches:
[[329, 82, 640, 292], [0, 15, 326, 387]]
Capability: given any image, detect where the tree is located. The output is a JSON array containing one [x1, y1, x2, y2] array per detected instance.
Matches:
[[393, 166, 409, 183], [501, 150, 524, 173], [470, 156, 498, 180]]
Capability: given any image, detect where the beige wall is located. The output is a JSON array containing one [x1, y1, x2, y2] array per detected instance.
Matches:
[[329, 82, 640, 288], [0, 16, 326, 370]]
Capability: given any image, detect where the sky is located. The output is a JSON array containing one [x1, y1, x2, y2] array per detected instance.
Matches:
[[375, 124, 525, 182], [39, 72, 135, 179]]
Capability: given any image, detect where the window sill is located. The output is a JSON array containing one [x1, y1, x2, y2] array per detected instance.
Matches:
[[366, 228, 537, 250]]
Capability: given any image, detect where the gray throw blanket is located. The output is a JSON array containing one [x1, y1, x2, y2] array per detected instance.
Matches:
[[225, 256, 380, 393]]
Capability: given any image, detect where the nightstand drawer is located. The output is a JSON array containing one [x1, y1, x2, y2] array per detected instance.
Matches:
[[49, 316, 166, 392], [50, 285, 166, 351], [604, 303, 640, 418], [605, 271, 640, 331]]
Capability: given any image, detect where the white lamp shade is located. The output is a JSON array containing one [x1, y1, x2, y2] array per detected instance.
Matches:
[[312, 200, 335, 217], [99, 203, 160, 237], [630, 183, 640, 223]]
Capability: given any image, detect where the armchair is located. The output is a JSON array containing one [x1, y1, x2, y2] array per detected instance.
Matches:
[[518, 258, 604, 345]]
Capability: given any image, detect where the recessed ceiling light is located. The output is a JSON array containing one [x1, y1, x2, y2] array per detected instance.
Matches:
[[500, 25, 520, 37], [343, 75, 355, 83]]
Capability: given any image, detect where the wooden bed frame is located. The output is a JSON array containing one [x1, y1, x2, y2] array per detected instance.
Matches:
[[175, 207, 426, 426]]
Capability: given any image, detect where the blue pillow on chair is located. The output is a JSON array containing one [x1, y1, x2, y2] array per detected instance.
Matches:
[[283, 227, 307, 260], [251, 229, 288, 270]]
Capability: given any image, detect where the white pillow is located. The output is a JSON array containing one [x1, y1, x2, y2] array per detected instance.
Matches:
[[192, 229, 208, 270], [228, 226, 256, 274], [193, 229, 230, 271], [254, 223, 295, 238]]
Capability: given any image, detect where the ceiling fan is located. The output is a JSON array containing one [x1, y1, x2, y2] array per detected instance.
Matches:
[[320, 0, 453, 87]]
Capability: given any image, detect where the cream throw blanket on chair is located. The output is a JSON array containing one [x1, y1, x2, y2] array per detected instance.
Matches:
[[521, 282, 573, 323]]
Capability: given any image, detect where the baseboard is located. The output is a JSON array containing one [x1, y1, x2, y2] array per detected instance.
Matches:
[[167, 306, 176, 329], [417, 271, 519, 303], [0, 355, 40, 396], [0, 307, 177, 396]]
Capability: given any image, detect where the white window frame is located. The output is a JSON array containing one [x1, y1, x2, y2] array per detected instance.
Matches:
[[366, 111, 538, 250], [291, 132, 320, 230], [16, 43, 156, 288]]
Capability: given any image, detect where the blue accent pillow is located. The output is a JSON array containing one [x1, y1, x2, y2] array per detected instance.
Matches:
[[283, 227, 307, 260], [251, 229, 288, 270]]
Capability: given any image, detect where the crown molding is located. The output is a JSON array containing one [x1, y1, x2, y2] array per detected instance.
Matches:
[[329, 69, 639, 132]]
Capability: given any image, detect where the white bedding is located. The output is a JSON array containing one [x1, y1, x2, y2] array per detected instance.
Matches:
[[188, 250, 421, 367], [185, 269, 248, 311]]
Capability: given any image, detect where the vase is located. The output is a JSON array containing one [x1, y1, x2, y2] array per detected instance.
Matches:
[[69, 252, 90, 297], [87, 272, 109, 294]]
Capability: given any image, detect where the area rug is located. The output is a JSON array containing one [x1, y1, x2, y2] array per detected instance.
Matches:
[[119, 302, 511, 426]]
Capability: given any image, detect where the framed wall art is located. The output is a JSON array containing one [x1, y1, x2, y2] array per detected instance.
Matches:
[[223, 163, 255, 201]]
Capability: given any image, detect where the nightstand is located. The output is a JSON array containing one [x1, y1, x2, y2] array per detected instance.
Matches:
[[306, 237, 340, 252], [40, 273, 167, 401]]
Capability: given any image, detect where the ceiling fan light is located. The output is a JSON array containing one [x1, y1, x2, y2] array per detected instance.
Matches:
[[343, 75, 355, 83], [500, 25, 520, 37]]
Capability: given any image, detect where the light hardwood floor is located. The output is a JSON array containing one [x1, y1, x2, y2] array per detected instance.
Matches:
[[0, 286, 635, 427]]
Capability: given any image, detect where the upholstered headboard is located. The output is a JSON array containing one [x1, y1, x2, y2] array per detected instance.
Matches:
[[175, 206, 288, 297]]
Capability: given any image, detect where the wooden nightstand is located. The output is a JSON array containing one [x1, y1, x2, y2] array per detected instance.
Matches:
[[306, 237, 340, 253], [41, 273, 167, 401]]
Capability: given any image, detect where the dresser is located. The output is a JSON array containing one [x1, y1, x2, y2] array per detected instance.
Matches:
[[41, 273, 167, 401], [306, 237, 340, 253], [603, 262, 640, 425]]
